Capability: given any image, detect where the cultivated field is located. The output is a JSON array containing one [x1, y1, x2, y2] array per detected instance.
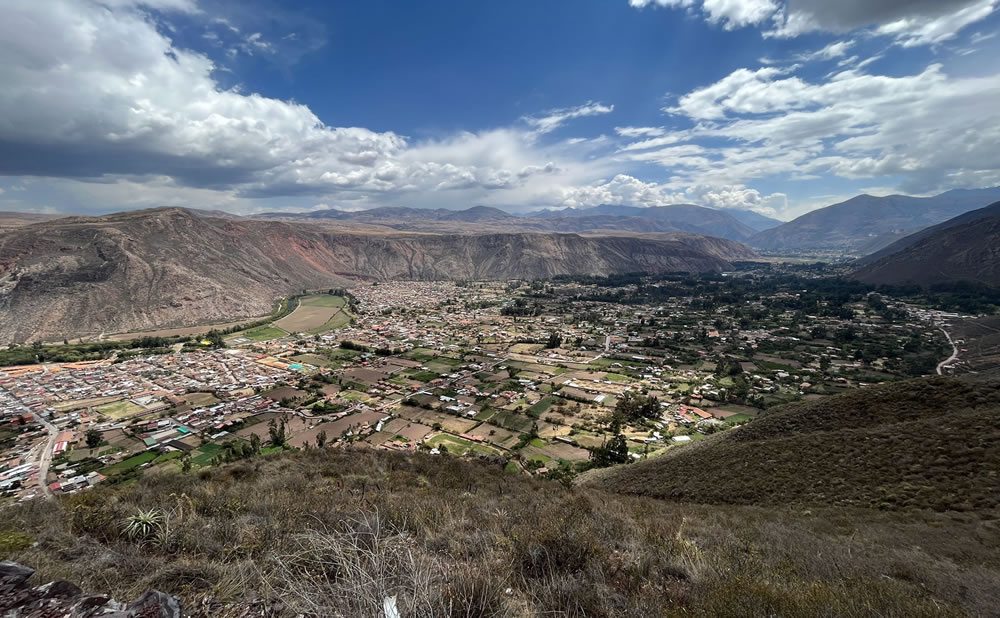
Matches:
[[95, 399, 145, 419], [272, 295, 350, 334]]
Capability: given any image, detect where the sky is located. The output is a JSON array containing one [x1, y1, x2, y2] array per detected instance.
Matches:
[[1, 0, 999, 220]]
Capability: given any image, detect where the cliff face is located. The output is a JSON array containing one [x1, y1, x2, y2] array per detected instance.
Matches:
[[0, 208, 730, 343]]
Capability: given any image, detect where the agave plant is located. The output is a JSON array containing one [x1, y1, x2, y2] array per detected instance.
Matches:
[[122, 507, 165, 543]]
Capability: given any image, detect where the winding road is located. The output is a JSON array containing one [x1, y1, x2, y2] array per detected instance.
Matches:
[[936, 327, 959, 375]]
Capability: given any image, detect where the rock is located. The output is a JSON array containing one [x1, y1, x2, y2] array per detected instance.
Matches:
[[0, 562, 282, 618], [0, 561, 35, 591], [125, 590, 181, 618], [39, 579, 83, 599], [0, 561, 180, 618]]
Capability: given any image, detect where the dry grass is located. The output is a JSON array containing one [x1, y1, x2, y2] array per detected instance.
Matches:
[[586, 376, 1000, 512], [2, 448, 998, 616]]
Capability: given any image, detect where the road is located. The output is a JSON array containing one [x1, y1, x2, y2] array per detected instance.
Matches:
[[936, 327, 959, 375], [31, 363, 61, 499], [34, 412, 59, 499]]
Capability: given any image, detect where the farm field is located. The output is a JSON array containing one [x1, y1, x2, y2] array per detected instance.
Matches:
[[95, 399, 146, 419], [272, 295, 350, 334], [229, 325, 287, 342]]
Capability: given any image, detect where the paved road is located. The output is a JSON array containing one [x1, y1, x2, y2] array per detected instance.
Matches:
[[936, 327, 959, 375]]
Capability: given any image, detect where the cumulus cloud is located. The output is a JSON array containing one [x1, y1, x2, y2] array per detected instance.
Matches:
[[624, 61, 1000, 196], [630, 0, 780, 30], [631, 0, 998, 45], [556, 174, 787, 214], [0, 0, 623, 211]]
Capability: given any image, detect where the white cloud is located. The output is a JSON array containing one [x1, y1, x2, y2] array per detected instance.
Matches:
[[0, 0, 622, 212], [523, 102, 614, 136], [555, 173, 787, 214], [630, 0, 780, 29], [795, 40, 855, 61], [614, 126, 666, 138], [623, 61, 1000, 199], [631, 0, 998, 46]]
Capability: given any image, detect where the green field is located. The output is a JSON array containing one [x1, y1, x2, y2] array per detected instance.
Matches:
[[405, 369, 440, 382], [99, 451, 158, 475], [309, 309, 352, 334], [95, 400, 145, 419], [427, 434, 501, 456], [527, 396, 556, 416], [490, 409, 535, 433], [190, 443, 224, 466], [230, 325, 287, 342]]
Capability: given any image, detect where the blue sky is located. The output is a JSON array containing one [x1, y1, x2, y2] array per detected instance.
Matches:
[[1, 0, 999, 220]]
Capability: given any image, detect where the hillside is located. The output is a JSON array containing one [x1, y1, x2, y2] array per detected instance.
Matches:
[[852, 215, 1000, 288], [0, 208, 731, 343], [749, 188, 1000, 252], [583, 377, 1000, 512], [4, 447, 999, 616], [723, 208, 782, 232], [857, 200, 1000, 264]]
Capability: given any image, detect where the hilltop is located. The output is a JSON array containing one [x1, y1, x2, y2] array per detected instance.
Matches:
[[0, 207, 739, 343], [582, 377, 1000, 512], [749, 188, 1000, 252], [4, 446, 999, 617]]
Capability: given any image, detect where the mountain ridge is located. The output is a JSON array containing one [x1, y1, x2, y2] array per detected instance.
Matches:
[[749, 187, 1000, 252], [0, 207, 739, 343]]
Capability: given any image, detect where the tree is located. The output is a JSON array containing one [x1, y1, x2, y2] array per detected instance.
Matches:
[[590, 432, 630, 468], [316, 430, 328, 449], [250, 432, 262, 454], [181, 453, 192, 473], [205, 329, 225, 348], [545, 332, 562, 349], [85, 429, 102, 449], [267, 419, 286, 448]]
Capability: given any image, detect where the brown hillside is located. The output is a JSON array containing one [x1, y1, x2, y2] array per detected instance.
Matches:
[[0, 207, 731, 343], [582, 377, 1000, 512]]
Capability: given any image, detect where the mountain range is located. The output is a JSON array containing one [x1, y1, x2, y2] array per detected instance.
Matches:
[[0, 207, 750, 343], [258, 203, 780, 241], [852, 200, 1000, 288], [748, 187, 1000, 252]]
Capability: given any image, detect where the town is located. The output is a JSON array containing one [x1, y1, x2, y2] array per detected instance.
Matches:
[[0, 264, 967, 501]]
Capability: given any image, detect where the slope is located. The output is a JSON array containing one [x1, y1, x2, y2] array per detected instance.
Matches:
[[5, 447, 999, 616], [857, 200, 1000, 264], [749, 188, 1000, 252], [583, 377, 1000, 512], [852, 214, 1000, 288], [0, 207, 731, 343]]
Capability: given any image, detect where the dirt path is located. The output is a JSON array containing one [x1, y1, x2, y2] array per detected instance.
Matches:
[[936, 327, 959, 375]]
